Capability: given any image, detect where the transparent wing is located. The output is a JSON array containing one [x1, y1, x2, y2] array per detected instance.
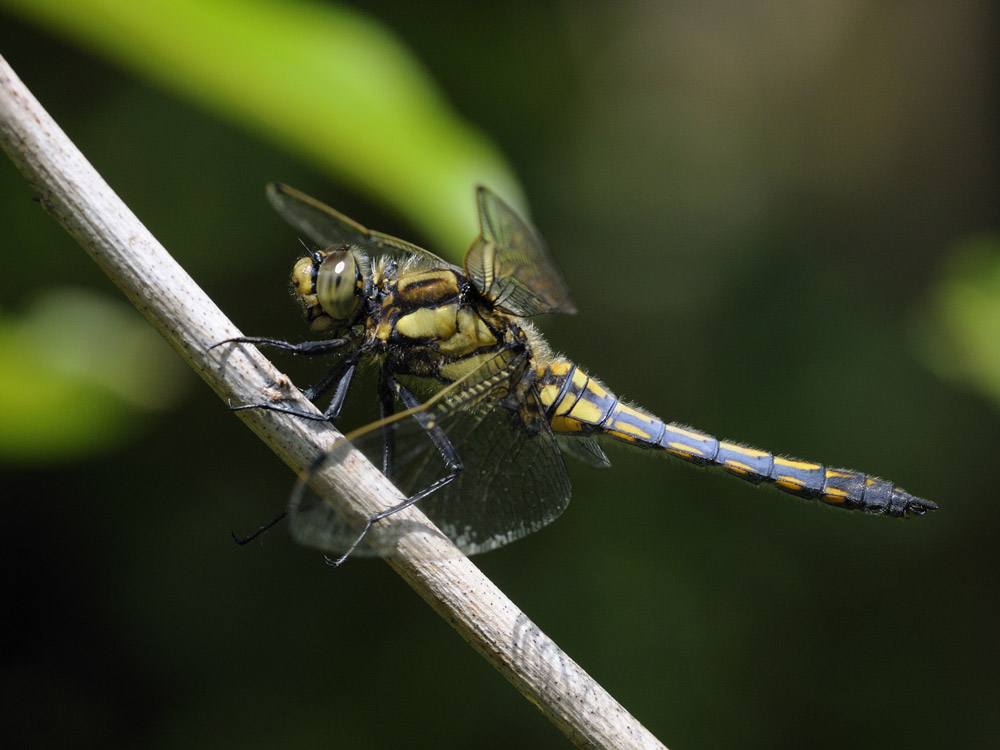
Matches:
[[464, 186, 578, 317], [266, 182, 459, 270], [288, 351, 572, 558], [556, 435, 611, 468]]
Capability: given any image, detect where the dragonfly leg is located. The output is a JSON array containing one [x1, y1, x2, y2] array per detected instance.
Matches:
[[231, 508, 289, 545], [228, 354, 360, 544], [306, 354, 360, 419], [377, 369, 396, 478], [220, 341, 360, 421], [218, 343, 364, 547], [209, 335, 349, 356], [325, 471, 462, 566], [326, 371, 464, 566]]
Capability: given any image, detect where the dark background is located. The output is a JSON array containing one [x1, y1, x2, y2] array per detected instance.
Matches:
[[2, 3, 997, 748]]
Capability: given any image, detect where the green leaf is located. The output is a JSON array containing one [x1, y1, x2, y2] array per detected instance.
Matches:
[[0, 288, 190, 463], [919, 233, 1000, 409], [1, 0, 523, 256]]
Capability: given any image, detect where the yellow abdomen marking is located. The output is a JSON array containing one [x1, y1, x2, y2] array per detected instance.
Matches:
[[719, 442, 769, 459], [605, 405, 658, 440], [584, 379, 608, 400], [537, 384, 562, 409], [773, 457, 822, 472], [566, 396, 607, 425], [609, 423, 653, 442], [550, 415, 586, 433], [542, 361, 573, 378], [667, 442, 706, 457], [570, 368, 590, 390], [774, 477, 806, 491]]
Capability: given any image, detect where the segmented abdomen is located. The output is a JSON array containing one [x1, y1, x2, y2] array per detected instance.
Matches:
[[534, 360, 934, 518]]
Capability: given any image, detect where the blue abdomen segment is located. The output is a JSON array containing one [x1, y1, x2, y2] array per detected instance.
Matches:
[[534, 360, 935, 518]]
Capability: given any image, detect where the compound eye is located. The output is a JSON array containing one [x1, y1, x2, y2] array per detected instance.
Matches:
[[315, 249, 361, 322]]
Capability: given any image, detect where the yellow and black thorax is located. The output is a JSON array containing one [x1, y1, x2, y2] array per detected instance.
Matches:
[[291, 247, 528, 387]]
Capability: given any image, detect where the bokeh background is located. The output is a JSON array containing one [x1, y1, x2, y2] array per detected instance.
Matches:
[[2, 1, 998, 748]]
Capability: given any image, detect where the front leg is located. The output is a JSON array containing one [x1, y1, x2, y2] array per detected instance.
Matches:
[[209, 335, 349, 357], [212, 336, 358, 421]]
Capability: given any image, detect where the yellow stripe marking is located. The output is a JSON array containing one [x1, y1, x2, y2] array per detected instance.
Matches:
[[537, 384, 561, 408], [773, 457, 821, 472], [554, 401, 573, 417], [567, 397, 606, 425], [395, 306, 457, 340], [667, 441, 705, 457], [611, 419, 652, 440], [396, 271, 460, 298], [774, 478, 805, 492], [608, 431, 641, 444], [550, 416, 585, 433], [825, 469, 854, 479], [546, 362, 573, 377], [723, 459, 754, 472], [774, 474, 806, 488], [719, 441, 769, 458], [617, 405, 656, 424]]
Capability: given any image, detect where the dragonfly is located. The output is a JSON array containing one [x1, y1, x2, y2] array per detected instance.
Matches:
[[217, 183, 936, 563]]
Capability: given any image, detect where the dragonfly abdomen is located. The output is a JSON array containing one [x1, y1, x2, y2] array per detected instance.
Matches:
[[535, 360, 934, 518]]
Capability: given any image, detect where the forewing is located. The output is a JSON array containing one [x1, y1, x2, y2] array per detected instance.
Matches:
[[464, 187, 577, 316], [266, 183, 458, 269]]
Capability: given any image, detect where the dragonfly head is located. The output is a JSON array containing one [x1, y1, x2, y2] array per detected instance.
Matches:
[[291, 246, 364, 331]]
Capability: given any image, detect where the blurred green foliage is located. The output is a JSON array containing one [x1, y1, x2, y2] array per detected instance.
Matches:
[[922, 234, 1000, 408], [2, 0, 521, 252], [0, 288, 188, 461]]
